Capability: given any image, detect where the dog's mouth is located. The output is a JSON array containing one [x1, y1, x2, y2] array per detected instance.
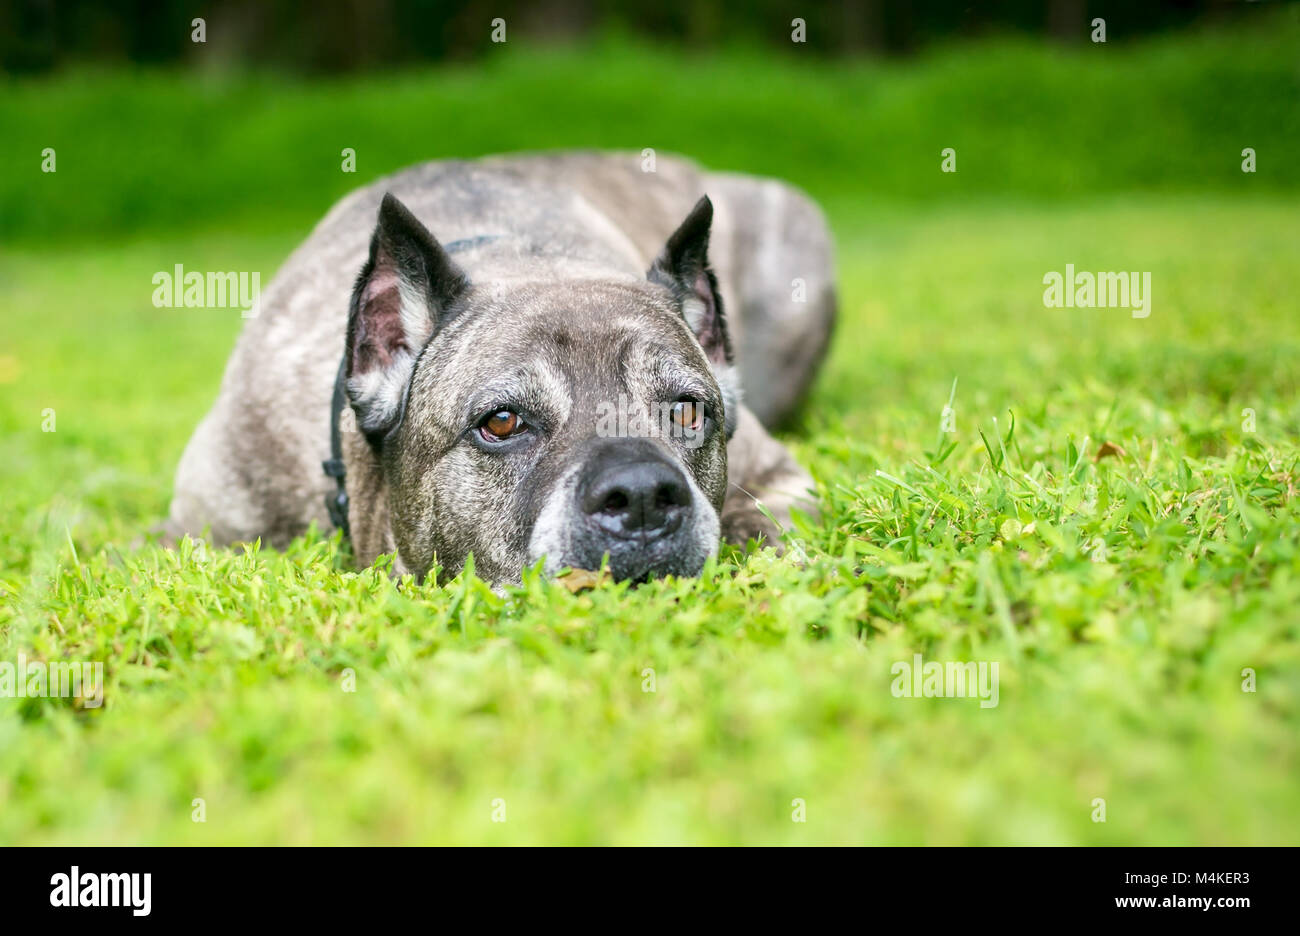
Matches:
[[531, 521, 715, 583], [571, 531, 707, 583]]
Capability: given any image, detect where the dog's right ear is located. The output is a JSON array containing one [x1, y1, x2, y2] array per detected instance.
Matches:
[[345, 193, 469, 441], [648, 196, 732, 368]]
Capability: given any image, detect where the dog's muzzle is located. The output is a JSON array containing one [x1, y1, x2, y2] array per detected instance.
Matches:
[[553, 438, 713, 581]]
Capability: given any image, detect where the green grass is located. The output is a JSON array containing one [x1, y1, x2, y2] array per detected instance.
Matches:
[[2, 21, 1299, 844]]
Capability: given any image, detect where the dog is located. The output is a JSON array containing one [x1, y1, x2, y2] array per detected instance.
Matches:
[[166, 152, 836, 584]]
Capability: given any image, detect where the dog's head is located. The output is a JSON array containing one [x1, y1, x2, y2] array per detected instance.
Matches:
[[343, 193, 738, 584]]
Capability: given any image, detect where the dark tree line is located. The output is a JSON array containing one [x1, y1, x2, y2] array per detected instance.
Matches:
[[1, 0, 1259, 74]]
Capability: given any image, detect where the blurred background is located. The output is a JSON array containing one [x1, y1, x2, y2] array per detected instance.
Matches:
[[2, 0, 1296, 245]]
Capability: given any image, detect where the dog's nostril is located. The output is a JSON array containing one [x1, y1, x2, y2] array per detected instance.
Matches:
[[654, 481, 689, 510], [581, 458, 691, 536], [601, 490, 630, 513]]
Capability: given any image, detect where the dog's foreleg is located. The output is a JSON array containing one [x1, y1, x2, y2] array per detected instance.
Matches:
[[721, 405, 816, 552]]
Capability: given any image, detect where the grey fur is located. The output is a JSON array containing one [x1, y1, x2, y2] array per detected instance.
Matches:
[[166, 151, 835, 584]]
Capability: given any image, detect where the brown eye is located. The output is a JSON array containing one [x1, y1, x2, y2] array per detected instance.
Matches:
[[670, 400, 705, 431], [480, 410, 523, 441]]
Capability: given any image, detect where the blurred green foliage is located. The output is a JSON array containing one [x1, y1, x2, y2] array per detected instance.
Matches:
[[2, 12, 1297, 245]]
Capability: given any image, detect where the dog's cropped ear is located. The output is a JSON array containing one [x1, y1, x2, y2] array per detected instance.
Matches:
[[648, 195, 732, 368], [345, 193, 469, 441]]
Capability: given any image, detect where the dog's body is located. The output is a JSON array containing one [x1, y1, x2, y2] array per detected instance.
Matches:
[[167, 152, 835, 583]]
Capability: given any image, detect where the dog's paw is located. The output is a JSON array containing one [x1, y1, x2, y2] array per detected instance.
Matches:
[[721, 508, 785, 554]]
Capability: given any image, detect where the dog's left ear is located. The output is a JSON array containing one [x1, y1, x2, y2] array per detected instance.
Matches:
[[648, 196, 732, 368], [345, 193, 469, 442]]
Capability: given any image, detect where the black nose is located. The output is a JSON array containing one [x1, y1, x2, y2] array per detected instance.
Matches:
[[580, 458, 692, 539]]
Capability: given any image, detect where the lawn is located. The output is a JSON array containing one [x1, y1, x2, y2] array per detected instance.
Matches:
[[1, 17, 1298, 844]]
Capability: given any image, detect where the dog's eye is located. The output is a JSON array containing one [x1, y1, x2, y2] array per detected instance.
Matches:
[[479, 409, 526, 441], [669, 399, 705, 432]]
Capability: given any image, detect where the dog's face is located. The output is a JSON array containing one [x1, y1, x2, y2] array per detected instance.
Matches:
[[344, 194, 738, 584]]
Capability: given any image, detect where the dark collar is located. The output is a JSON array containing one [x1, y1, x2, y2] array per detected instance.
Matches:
[[322, 356, 350, 539]]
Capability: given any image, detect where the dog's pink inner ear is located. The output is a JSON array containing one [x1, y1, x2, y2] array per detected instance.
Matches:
[[352, 269, 408, 373], [689, 271, 727, 365]]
